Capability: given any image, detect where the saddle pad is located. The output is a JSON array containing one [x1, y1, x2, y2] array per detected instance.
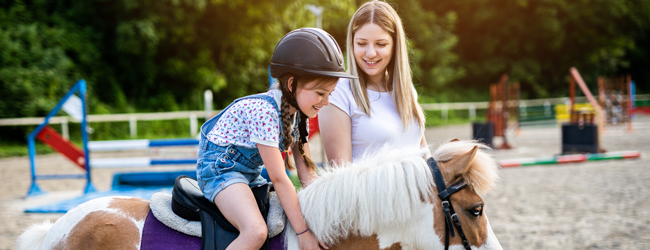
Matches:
[[151, 192, 202, 237], [150, 192, 287, 238], [267, 192, 286, 237], [142, 210, 202, 250]]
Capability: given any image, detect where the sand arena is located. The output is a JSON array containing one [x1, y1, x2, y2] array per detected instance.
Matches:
[[2, 115, 649, 249]]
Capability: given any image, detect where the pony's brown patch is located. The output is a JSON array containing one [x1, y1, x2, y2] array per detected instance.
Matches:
[[108, 197, 149, 221], [52, 211, 141, 250], [52, 198, 150, 250], [433, 197, 447, 243], [330, 234, 401, 250]]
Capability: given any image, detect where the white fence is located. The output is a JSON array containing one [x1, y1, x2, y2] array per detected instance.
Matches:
[[0, 111, 214, 139], [2, 95, 649, 139]]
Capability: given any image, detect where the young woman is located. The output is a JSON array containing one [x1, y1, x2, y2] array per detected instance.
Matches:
[[197, 28, 356, 250], [319, 0, 427, 165]]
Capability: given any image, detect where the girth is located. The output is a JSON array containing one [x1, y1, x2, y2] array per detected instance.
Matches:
[[427, 157, 472, 250], [171, 175, 272, 250]]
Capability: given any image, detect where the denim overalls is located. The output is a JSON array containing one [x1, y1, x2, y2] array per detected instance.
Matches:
[[196, 93, 292, 203]]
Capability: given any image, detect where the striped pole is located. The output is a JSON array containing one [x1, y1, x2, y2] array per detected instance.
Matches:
[[88, 138, 199, 152], [90, 157, 197, 168], [499, 151, 641, 168]]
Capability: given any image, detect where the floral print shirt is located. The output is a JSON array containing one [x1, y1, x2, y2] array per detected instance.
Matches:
[[206, 89, 306, 149]]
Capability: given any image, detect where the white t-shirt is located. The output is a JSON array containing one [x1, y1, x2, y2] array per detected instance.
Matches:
[[328, 78, 424, 161], [206, 89, 306, 149]]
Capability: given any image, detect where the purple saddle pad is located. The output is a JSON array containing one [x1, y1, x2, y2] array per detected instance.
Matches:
[[141, 210, 286, 249], [141, 210, 202, 250]]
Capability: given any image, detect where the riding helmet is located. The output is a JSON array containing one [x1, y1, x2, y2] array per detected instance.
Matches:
[[270, 28, 357, 79]]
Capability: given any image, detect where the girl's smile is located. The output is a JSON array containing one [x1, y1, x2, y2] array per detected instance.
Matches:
[[289, 78, 338, 118]]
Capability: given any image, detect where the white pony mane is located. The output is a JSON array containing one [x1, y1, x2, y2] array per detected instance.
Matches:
[[298, 140, 499, 244]]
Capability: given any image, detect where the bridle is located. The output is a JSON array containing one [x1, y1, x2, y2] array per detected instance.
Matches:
[[427, 157, 472, 250]]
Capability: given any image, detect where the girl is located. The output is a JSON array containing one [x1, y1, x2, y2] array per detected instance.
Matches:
[[319, 0, 427, 165], [197, 28, 356, 250]]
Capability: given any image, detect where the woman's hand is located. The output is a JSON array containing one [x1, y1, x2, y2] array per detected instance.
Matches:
[[297, 230, 329, 250]]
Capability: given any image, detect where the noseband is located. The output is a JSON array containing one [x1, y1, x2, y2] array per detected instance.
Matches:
[[427, 157, 472, 250]]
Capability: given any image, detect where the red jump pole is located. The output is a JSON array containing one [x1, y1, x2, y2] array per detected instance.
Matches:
[[36, 126, 86, 170]]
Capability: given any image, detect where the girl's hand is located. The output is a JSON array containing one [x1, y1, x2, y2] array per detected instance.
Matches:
[[297, 230, 329, 250]]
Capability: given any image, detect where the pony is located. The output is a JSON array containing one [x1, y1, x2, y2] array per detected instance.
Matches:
[[16, 139, 503, 250]]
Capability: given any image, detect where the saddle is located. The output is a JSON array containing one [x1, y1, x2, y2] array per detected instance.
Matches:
[[171, 175, 273, 250]]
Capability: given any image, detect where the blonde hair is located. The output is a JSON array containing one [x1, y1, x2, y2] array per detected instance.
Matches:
[[346, 0, 425, 128]]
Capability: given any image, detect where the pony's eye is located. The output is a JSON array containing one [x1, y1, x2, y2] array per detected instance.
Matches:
[[469, 204, 483, 217]]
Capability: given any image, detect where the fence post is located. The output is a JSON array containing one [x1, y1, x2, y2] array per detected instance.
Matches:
[[61, 117, 69, 140], [204, 90, 213, 120], [190, 113, 198, 137], [442, 104, 448, 121], [469, 104, 476, 121], [129, 116, 137, 138]]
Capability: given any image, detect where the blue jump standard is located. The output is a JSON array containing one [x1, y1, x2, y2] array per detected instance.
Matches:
[[24, 187, 173, 213], [24, 168, 282, 213], [25, 170, 196, 213]]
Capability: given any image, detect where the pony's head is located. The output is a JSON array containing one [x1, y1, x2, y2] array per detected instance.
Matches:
[[297, 139, 501, 249], [432, 138, 500, 248]]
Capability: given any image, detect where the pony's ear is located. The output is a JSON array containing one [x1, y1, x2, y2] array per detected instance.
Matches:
[[442, 145, 478, 180]]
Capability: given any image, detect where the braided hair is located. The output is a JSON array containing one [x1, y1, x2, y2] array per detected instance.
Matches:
[[277, 74, 335, 171]]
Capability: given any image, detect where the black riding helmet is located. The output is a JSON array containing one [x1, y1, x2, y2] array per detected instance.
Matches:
[[270, 28, 357, 79], [270, 28, 355, 145]]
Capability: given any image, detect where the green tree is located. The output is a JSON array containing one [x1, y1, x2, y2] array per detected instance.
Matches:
[[392, 0, 463, 101], [430, 0, 650, 99]]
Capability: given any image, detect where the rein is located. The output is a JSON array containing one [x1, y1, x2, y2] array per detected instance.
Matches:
[[427, 157, 472, 250]]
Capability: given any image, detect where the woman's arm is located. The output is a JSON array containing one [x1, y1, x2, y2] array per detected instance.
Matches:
[[291, 143, 318, 187], [318, 105, 352, 167]]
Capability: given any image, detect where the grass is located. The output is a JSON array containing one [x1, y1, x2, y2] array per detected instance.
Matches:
[[289, 174, 302, 189], [0, 141, 54, 158], [424, 109, 487, 127]]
